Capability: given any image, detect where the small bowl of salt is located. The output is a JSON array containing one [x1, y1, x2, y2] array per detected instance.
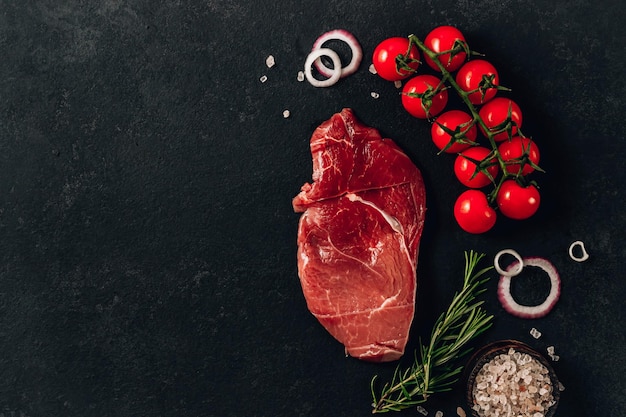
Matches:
[[465, 340, 560, 417]]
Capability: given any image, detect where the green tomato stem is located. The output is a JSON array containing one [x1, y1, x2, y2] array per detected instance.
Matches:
[[406, 34, 539, 206]]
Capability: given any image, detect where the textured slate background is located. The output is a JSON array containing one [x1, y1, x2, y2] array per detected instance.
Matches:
[[0, 1, 624, 416]]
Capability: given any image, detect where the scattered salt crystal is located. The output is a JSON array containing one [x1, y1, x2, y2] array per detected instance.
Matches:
[[456, 406, 466, 417], [296, 71, 305, 82], [530, 327, 542, 339], [265, 55, 275, 68], [416, 405, 428, 415], [558, 381, 565, 391], [282, 110, 290, 118], [259, 75, 268, 83], [546, 346, 555, 355], [394, 80, 403, 88], [370, 92, 380, 99], [435, 411, 443, 417], [549, 354, 560, 362], [368, 63, 377, 74]]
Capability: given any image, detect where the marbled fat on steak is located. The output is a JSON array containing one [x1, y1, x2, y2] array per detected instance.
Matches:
[[293, 109, 426, 362]]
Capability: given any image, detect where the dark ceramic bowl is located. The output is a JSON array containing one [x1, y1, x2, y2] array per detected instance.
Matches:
[[465, 340, 560, 417]]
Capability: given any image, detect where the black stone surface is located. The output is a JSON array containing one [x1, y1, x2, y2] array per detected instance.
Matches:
[[1, 1, 624, 416]]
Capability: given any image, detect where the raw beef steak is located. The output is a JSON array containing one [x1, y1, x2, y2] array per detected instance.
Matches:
[[293, 108, 426, 362]]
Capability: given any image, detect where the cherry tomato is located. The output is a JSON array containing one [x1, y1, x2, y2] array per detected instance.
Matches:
[[498, 136, 540, 176], [455, 59, 499, 105], [431, 110, 476, 153], [454, 189, 497, 234], [496, 180, 540, 220], [454, 146, 499, 188], [372, 37, 420, 81], [401, 75, 448, 119], [478, 97, 523, 141], [423, 25, 468, 72]]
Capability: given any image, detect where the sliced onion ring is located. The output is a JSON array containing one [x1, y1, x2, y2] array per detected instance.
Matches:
[[304, 48, 342, 88], [569, 240, 589, 262], [494, 249, 524, 277], [312, 29, 362, 78], [497, 257, 561, 319]]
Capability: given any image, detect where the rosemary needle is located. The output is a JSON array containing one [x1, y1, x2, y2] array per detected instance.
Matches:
[[370, 250, 494, 413]]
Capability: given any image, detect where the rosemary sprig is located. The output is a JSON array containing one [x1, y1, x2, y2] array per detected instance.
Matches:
[[370, 250, 494, 413]]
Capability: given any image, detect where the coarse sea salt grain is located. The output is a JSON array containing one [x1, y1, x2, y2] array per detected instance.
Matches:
[[394, 80, 403, 89], [530, 327, 542, 339], [260, 75, 268, 83], [456, 406, 466, 417], [370, 92, 380, 99], [416, 405, 428, 415], [472, 348, 555, 417], [435, 411, 443, 417], [297, 71, 305, 82], [282, 110, 290, 118], [265, 55, 275, 68], [369, 63, 377, 74]]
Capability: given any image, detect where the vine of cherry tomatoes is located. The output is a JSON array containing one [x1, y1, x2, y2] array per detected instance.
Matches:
[[372, 26, 543, 234]]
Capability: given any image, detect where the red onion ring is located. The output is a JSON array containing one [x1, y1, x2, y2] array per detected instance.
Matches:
[[304, 48, 342, 88], [568, 240, 589, 262], [494, 249, 523, 277], [497, 257, 561, 319], [311, 29, 362, 78]]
